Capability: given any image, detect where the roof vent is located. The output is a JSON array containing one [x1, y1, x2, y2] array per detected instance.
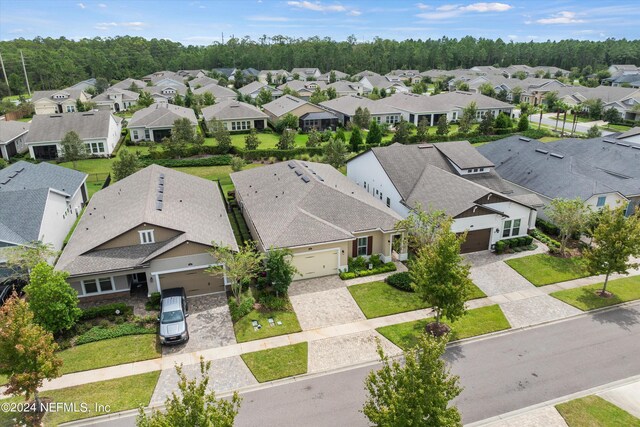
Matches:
[[519, 137, 531, 142], [632, 145, 640, 150], [316, 175, 324, 182], [535, 148, 549, 154], [157, 193, 164, 202], [287, 162, 296, 169], [603, 139, 615, 144], [157, 185, 164, 193], [295, 170, 303, 176], [82, 113, 94, 116], [301, 175, 310, 183], [0, 179, 10, 185], [550, 153, 564, 159], [617, 142, 630, 147], [418, 144, 433, 149], [156, 201, 163, 211]]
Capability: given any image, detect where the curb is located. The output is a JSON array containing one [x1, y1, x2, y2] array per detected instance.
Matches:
[[466, 374, 640, 426]]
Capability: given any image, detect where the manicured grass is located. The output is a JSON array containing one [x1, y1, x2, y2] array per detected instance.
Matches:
[[377, 305, 510, 350], [602, 123, 632, 132], [564, 113, 593, 123], [505, 254, 590, 286], [234, 309, 302, 343], [348, 281, 486, 319], [58, 334, 160, 375], [555, 395, 640, 427], [0, 371, 160, 426], [551, 275, 640, 311], [58, 157, 114, 175], [241, 342, 308, 382]]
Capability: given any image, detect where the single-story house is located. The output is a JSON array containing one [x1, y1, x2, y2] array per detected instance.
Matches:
[[326, 81, 364, 97], [201, 100, 268, 132], [143, 84, 187, 103], [92, 88, 139, 113], [31, 89, 92, 115], [551, 86, 640, 121], [55, 165, 237, 300], [127, 104, 197, 143], [299, 111, 339, 132], [477, 135, 640, 218], [142, 71, 184, 85], [192, 83, 238, 102], [387, 70, 421, 84], [231, 161, 407, 280], [359, 75, 409, 94], [379, 91, 514, 126], [237, 81, 283, 100], [26, 111, 122, 160], [0, 161, 87, 254], [352, 70, 381, 79], [261, 94, 327, 127], [320, 95, 403, 127], [347, 142, 538, 253], [291, 68, 322, 81], [258, 70, 290, 84], [177, 69, 208, 79], [188, 76, 219, 90], [212, 68, 238, 80], [65, 78, 97, 92], [318, 70, 349, 82], [111, 78, 147, 92], [0, 120, 29, 160], [277, 81, 326, 100]]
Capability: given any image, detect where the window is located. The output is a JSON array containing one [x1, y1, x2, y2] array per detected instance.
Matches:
[[82, 277, 114, 295], [66, 105, 75, 112], [452, 111, 458, 121], [86, 142, 105, 154], [385, 115, 400, 124], [132, 130, 139, 139], [139, 230, 155, 244], [597, 196, 606, 207], [99, 278, 113, 292], [386, 197, 391, 207], [231, 121, 250, 131], [357, 237, 368, 256], [144, 129, 150, 140], [502, 219, 522, 238], [467, 169, 472, 173]]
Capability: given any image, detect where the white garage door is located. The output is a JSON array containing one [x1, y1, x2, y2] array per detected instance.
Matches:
[[292, 250, 339, 280], [158, 268, 225, 297]]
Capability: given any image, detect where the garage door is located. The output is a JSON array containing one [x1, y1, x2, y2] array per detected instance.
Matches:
[[158, 268, 225, 297], [459, 228, 492, 253], [292, 250, 339, 280]]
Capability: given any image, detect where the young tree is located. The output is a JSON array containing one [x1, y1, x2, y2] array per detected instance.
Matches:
[[494, 112, 513, 130], [4, 241, 57, 281], [478, 82, 496, 98], [583, 205, 640, 297], [544, 91, 559, 111], [363, 335, 462, 427], [306, 129, 322, 147], [326, 86, 337, 100], [277, 128, 296, 150], [544, 198, 590, 256], [112, 148, 142, 181], [207, 242, 264, 305], [26, 262, 82, 334], [172, 94, 185, 106], [517, 113, 529, 132], [309, 87, 328, 104], [256, 88, 273, 106], [603, 107, 621, 123], [392, 119, 411, 144], [583, 98, 604, 120], [395, 205, 449, 252], [410, 220, 472, 336], [0, 295, 62, 407], [60, 131, 88, 169], [329, 70, 337, 83], [366, 120, 383, 146], [137, 358, 241, 427], [353, 107, 371, 129], [457, 114, 472, 134], [335, 127, 346, 142], [479, 113, 494, 135], [323, 137, 347, 169], [137, 91, 154, 107], [209, 119, 232, 153], [163, 118, 194, 158], [436, 115, 449, 136], [275, 113, 298, 133], [416, 118, 429, 141], [230, 156, 246, 172], [511, 86, 523, 104], [265, 247, 298, 297], [349, 126, 363, 152], [244, 128, 261, 150], [586, 124, 602, 138], [128, 81, 141, 93], [202, 91, 216, 106]]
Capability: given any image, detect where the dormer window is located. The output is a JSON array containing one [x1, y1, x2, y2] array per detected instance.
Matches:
[[139, 230, 155, 244]]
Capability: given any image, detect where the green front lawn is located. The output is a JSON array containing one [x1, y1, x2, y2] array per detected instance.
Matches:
[[377, 305, 510, 350], [57, 157, 114, 175], [348, 281, 486, 319], [551, 275, 640, 311], [602, 123, 632, 132], [241, 342, 308, 383], [234, 309, 302, 343], [0, 371, 160, 426], [59, 334, 160, 375], [555, 395, 640, 427], [505, 254, 590, 286]]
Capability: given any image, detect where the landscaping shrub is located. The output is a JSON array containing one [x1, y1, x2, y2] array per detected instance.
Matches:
[[495, 235, 536, 254], [339, 262, 396, 280], [257, 293, 289, 311], [385, 272, 413, 292], [229, 290, 255, 322], [536, 218, 560, 236], [80, 303, 132, 321], [369, 254, 384, 269], [140, 155, 232, 168], [495, 240, 506, 254], [146, 292, 161, 311], [241, 147, 324, 161], [530, 229, 561, 252], [75, 323, 155, 345], [348, 256, 368, 273]]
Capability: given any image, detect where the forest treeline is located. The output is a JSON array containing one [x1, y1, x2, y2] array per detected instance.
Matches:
[[0, 35, 639, 93]]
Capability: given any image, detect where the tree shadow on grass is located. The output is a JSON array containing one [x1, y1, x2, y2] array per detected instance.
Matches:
[[590, 304, 639, 331]]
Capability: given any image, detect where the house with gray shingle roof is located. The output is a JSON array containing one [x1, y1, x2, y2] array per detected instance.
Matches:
[[0, 161, 87, 267], [31, 89, 92, 115], [111, 78, 147, 92], [359, 75, 409, 94], [56, 164, 237, 300], [92, 87, 139, 113], [318, 70, 348, 83], [261, 94, 328, 127], [325, 81, 364, 97], [347, 142, 538, 253], [478, 135, 640, 218], [0, 120, 29, 160], [26, 110, 122, 160], [192, 83, 237, 102], [231, 161, 407, 279], [188, 76, 219, 90], [237, 81, 283, 100], [201, 100, 268, 132], [320, 95, 402, 127], [291, 68, 322, 81], [127, 104, 197, 143], [277, 80, 326, 100], [257, 69, 290, 85]]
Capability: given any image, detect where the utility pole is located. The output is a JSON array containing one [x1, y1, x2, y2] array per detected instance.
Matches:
[[20, 50, 31, 96], [0, 51, 10, 96]]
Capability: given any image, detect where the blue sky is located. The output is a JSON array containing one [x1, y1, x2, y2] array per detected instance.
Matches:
[[1, 0, 638, 45]]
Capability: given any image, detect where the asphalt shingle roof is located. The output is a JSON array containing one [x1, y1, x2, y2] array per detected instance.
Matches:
[[0, 121, 29, 144], [127, 104, 197, 128], [262, 95, 310, 117], [380, 91, 512, 113], [25, 111, 115, 143], [320, 95, 401, 116], [201, 100, 267, 122]]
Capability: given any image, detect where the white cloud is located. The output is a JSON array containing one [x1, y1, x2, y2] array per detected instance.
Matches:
[[287, 1, 359, 15], [247, 15, 290, 22], [507, 34, 517, 40], [95, 21, 146, 30], [416, 2, 431, 9], [418, 2, 512, 20], [77, 2, 86, 9], [98, 3, 107, 8], [536, 11, 585, 25], [347, 10, 362, 16]]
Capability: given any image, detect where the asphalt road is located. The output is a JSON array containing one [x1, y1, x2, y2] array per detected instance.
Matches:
[[81, 303, 640, 427], [528, 114, 614, 135]]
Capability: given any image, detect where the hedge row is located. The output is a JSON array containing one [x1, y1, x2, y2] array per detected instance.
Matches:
[[241, 147, 324, 161], [536, 218, 560, 236], [339, 262, 396, 280], [495, 236, 534, 254], [140, 155, 233, 168], [530, 229, 561, 252], [75, 323, 155, 346]]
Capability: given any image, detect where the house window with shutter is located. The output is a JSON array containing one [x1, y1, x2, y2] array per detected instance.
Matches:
[[357, 237, 368, 256]]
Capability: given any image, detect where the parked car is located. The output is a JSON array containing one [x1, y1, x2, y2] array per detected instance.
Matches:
[[0, 279, 27, 307], [158, 287, 189, 345]]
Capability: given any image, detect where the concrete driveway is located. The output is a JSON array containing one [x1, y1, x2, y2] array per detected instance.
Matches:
[[162, 293, 236, 355]]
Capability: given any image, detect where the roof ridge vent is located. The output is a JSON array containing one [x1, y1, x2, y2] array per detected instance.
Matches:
[[535, 148, 549, 154], [519, 137, 531, 142], [549, 152, 564, 159]]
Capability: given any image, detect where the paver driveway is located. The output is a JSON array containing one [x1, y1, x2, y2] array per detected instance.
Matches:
[[162, 293, 236, 355], [290, 286, 365, 330]]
